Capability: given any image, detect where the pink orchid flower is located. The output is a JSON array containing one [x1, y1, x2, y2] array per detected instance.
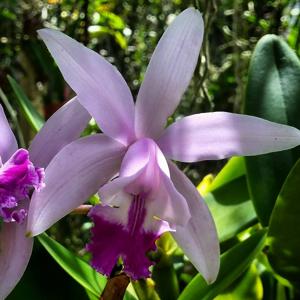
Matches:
[[27, 8, 300, 282], [0, 99, 89, 299]]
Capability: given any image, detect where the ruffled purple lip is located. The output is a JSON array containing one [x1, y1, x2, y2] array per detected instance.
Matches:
[[87, 194, 161, 280], [0, 149, 45, 224]]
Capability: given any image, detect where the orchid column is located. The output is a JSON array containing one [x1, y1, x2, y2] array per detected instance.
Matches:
[[27, 7, 300, 283]]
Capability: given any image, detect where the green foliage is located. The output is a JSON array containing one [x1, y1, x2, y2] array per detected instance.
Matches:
[[244, 34, 300, 226], [178, 230, 267, 300], [38, 233, 138, 299], [1, 1, 300, 299], [38, 233, 107, 297], [7, 75, 44, 132], [204, 157, 257, 243], [268, 158, 300, 293]]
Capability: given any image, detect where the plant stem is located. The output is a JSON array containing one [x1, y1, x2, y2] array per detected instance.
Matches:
[[100, 273, 130, 300]]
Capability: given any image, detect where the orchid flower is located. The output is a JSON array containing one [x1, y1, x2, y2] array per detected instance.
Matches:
[[27, 7, 300, 283], [0, 99, 90, 299]]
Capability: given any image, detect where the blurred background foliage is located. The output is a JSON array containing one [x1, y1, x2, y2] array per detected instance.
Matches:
[[1, 0, 300, 178], [0, 0, 300, 299]]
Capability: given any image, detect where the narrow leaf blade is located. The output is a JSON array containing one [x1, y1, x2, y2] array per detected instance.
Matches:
[[179, 230, 267, 300], [7, 75, 44, 132]]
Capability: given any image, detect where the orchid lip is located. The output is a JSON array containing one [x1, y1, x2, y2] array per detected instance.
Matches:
[[0, 148, 44, 224], [87, 193, 170, 280]]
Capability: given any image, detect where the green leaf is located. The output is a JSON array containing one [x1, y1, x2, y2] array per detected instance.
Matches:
[[132, 279, 161, 300], [38, 233, 106, 297], [214, 265, 263, 300], [7, 75, 44, 132], [268, 158, 300, 291], [244, 34, 300, 226], [178, 230, 267, 300], [208, 157, 246, 192], [204, 157, 257, 242], [38, 233, 138, 299], [152, 251, 179, 300]]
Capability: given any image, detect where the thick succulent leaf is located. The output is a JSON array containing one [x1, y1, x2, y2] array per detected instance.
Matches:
[[244, 34, 300, 225], [268, 158, 300, 291], [178, 230, 267, 300]]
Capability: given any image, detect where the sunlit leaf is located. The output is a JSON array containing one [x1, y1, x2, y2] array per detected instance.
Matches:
[[202, 157, 256, 242], [214, 265, 263, 300], [179, 230, 267, 300], [268, 158, 300, 292]]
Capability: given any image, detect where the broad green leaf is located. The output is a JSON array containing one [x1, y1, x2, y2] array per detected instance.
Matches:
[[38, 233, 106, 296], [7, 75, 44, 132], [244, 34, 300, 226], [178, 229, 267, 300], [196, 157, 257, 242], [205, 188, 256, 243], [268, 158, 300, 291]]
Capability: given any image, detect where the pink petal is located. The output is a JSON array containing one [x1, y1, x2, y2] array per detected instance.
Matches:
[[29, 97, 90, 168], [0, 104, 18, 163], [146, 169, 191, 227], [158, 112, 300, 162], [0, 222, 33, 299], [27, 134, 126, 236], [100, 138, 190, 226], [135, 8, 204, 139], [38, 29, 135, 145], [168, 161, 220, 283]]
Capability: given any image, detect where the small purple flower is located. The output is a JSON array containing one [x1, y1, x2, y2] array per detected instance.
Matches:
[[27, 7, 300, 283], [0, 99, 90, 299]]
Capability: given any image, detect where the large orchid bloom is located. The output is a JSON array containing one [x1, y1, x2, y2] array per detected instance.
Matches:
[[27, 8, 300, 282], [0, 99, 90, 299]]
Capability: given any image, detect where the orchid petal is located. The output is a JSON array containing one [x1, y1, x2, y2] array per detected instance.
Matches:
[[38, 29, 135, 145], [168, 161, 220, 283], [29, 97, 90, 168], [135, 8, 204, 139], [100, 138, 190, 226], [158, 112, 300, 163], [146, 170, 191, 227], [0, 104, 18, 163], [27, 134, 126, 236], [0, 222, 33, 299]]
